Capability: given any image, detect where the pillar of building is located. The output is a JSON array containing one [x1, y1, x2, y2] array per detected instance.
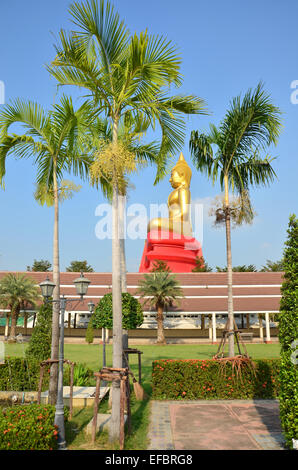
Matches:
[[259, 313, 264, 342], [212, 313, 217, 344], [265, 312, 272, 343]]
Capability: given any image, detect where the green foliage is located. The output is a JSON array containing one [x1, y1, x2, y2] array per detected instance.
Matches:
[[137, 272, 184, 310], [0, 404, 69, 450], [92, 293, 143, 330], [278, 214, 298, 448], [26, 302, 52, 362], [192, 256, 212, 272], [150, 260, 172, 272], [85, 319, 94, 344], [28, 259, 52, 272], [216, 265, 257, 272], [152, 359, 280, 400], [261, 259, 284, 272], [0, 357, 49, 391], [66, 260, 94, 272], [71, 363, 95, 387]]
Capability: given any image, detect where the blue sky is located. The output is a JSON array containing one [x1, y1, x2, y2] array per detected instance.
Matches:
[[0, 0, 297, 272]]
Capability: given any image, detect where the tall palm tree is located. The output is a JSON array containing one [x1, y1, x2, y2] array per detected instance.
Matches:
[[189, 82, 282, 357], [0, 273, 41, 341], [48, 0, 207, 441], [137, 272, 184, 344], [0, 95, 91, 402]]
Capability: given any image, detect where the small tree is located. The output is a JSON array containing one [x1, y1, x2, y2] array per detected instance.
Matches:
[[278, 214, 298, 449], [138, 272, 183, 344], [150, 260, 172, 273], [192, 256, 212, 272], [26, 302, 52, 362], [92, 293, 143, 331], [66, 260, 94, 272], [85, 318, 94, 344], [28, 260, 52, 272]]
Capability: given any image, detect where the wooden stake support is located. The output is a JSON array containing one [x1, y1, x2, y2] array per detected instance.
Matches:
[[213, 318, 249, 359], [37, 359, 75, 419], [123, 348, 143, 384], [91, 367, 131, 450]]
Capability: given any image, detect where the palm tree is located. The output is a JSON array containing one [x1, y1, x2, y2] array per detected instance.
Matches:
[[0, 273, 41, 341], [0, 95, 91, 402], [137, 272, 183, 344], [48, 0, 207, 441], [189, 82, 282, 357]]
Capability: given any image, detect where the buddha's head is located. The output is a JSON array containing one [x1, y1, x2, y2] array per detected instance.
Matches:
[[169, 153, 192, 189]]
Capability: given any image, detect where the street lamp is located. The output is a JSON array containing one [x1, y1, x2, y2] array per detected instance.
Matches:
[[40, 272, 91, 450]]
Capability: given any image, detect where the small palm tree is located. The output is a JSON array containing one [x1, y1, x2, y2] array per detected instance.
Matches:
[[0, 274, 41, 341], [189, 82, 282, 357], [138, 272, 183, 344], [0, 95, 91, 402]]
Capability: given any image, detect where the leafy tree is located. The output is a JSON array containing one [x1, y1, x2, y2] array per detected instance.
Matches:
[[137, 272, 183, 344], [278, 215, 298, 448], [189, 82, 282, 356], [26, 302, 52, 361], [192, 256, 212, 272], [49, 0, 207, 441], [92, 293, 143, 330], [0, 95, 91, 403], [150, 260, 172, 273], [0, 274, 41, 341], [85, 318, 94, 344], [66, 260, 94, 272], [28, 260, 52, 272], [260, 259, 284, 272], [216, 265, 257, 272]]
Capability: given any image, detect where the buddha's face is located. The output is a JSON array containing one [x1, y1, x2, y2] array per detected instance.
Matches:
[[170, 169, 186, 188]]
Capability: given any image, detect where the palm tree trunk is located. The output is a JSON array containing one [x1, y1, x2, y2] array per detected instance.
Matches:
[[156, 304, 166, 344], [4, 313, 10, 339], [119, 194, 129, 361], [49, 157, 60, 404], [224, 174, 234, 357], [9, 306, 20, 340], [109, 116, 123, 444]]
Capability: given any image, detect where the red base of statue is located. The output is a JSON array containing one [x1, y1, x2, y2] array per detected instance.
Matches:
[[139, 230, 203, 273]]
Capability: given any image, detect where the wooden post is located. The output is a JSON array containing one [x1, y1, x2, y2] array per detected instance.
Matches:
[[92, 375, 101, 444], [138, 352, 142, 384], [126, 375, 131, 435], [69, 363, 74, 420]]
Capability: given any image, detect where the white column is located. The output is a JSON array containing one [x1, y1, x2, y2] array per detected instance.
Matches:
[[259, 314, 264, 341], [265, 312, 271, 343], [208, 315, 212, 340], [212, 313, 217, 343]]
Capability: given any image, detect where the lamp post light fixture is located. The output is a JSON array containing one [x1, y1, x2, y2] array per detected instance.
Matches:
[[39, 272, 91, 450]]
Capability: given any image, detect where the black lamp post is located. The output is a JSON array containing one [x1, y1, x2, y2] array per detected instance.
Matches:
[[40, 272, 91, 450]]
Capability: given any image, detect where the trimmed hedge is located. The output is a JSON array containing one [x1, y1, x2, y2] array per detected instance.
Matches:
[[0, 357, 49, 392], [152, 359, 280, 400], [0, 404, 69, 450]]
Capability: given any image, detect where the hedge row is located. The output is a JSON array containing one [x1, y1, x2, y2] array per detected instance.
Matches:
[[0, 404, 69, 450], [152, 359, 280, 400], [0, 358, 48, 392]]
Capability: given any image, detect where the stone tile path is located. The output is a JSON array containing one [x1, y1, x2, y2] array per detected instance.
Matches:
[[148, 400, 285, 450]]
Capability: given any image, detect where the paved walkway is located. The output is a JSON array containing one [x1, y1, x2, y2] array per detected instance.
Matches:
[[148, 400, 285, 450]]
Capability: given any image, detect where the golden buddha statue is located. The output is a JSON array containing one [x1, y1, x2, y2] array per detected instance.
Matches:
[[148, 153, 193, 238]]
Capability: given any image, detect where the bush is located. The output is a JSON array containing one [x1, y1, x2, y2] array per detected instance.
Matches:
[[26, 302, 52, 362], [278, 215, 298, 449], [63, 363, 95, 387], [92, 292, 144, 329], [152, 359, 280, 400], [85, 318, 94, 344], [0, 357, 49, 392], [0, 404, 68, 450]]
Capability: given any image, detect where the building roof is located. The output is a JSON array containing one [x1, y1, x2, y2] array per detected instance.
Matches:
[[0, 271, 283, 314]]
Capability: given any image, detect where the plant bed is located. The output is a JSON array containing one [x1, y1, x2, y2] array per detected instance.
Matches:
[[152, 358, 280, 400]]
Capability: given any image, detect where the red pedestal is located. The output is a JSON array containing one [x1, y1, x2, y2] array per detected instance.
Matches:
[[139, 230, 203, 273]]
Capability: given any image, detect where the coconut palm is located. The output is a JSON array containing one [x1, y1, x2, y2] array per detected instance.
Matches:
[[0, 273, 41, 341], [0, 95, 91, 402], [137, 272, 183, 344], [48, 0, 207, 441], [189, 82, 282, 357]]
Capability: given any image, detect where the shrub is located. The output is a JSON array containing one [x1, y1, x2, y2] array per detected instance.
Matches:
[[0, 357, 49, 392], [64, 363, 95, 387], [26, 302, 52, 362], [0, 404, 68, 450], [278, 214, 298, 449], [152, 359, 280, 400], [85, 318, 94, 344], [92, 292, 143, 330]]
